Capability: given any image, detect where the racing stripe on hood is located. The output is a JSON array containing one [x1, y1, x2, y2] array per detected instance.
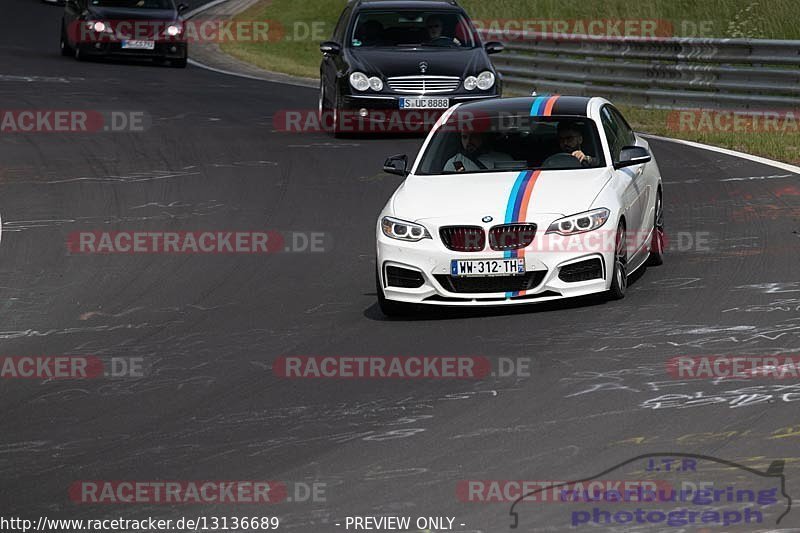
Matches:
[[503, 170, 541, 298], [501, 96, 562, 297], [503, 95, 559, 230]]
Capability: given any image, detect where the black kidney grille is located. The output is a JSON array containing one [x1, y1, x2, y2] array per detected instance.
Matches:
[[439, 226, 485, 252], [489, 224, 537, 251]]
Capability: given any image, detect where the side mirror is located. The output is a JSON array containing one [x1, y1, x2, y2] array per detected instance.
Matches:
[[615, 146, 651, 169], [177, 3, 189, 13], [320, 41, 342, 55], [484, 41, 504, 54], [383, 154, 409, 177]]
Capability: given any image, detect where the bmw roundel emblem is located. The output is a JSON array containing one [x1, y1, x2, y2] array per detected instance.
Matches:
[[482, 216, 493, 223]]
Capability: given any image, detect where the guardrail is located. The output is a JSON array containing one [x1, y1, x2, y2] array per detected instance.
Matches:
[[480, 29, 800, 109]]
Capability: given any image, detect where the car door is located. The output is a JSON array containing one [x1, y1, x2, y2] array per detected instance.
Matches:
[[601, 105, 647, 254], [610, 106, 653, 252], [612, 107, 660, 244], [600, 105, 642, 254], [321, 6, 351, 103]]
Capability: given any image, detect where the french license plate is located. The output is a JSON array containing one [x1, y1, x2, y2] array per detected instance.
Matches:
[[451, 258, 525, 277], [122, 40, 155, 50], [400, 98, 450, 109]]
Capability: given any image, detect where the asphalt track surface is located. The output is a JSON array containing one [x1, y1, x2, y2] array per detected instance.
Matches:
[[3, 1, 800, 531]]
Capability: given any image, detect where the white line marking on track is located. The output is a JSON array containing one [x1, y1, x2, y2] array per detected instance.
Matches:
[[720, 174, 794, 182], [0, 75, 83, 83], [187, 58, 316, 88]]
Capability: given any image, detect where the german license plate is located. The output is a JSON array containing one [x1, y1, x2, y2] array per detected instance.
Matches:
[[400, 98, 450, 109], [451, 258, 525, 277], [122, 40, 155, 50]]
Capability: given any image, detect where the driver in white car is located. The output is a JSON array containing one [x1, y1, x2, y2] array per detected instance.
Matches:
[[444, 131, 513, 172], [557, 123, 596, 167]]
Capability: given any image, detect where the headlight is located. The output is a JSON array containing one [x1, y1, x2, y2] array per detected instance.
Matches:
[[381, 217, 431, 242], [349, 72, 370, 92], [545, 208, 610, 236], [89, 21, 107, 33], [166, 23, 183, 36], [368, 76, 383, 91], [477, 71, 495, 90], [463, 76, 478, 91]]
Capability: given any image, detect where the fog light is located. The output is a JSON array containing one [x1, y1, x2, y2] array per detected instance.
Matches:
[[170, 46, 177, 53], [359, 108, 368, 117], [95, 42, 102, 49]]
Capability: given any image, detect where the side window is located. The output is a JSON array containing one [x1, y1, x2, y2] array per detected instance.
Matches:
[[609, 107, 636, 148], [332, 7, 351, 42], [601, 106, 622, 163]]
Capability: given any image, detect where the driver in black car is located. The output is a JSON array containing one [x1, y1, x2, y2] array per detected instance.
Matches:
[[558, 123, 596, 167], [425, 15, 461, 46]]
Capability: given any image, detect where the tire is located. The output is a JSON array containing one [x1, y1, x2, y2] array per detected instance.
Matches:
[[376, 268, 414, 317], [607, 223, 627, 300], [318, 79, 327, 123], [74, 45, 85, 61], [647, 190, 665, 266], [60, 23, 72, 56], [329, 85, 343, 138], [318, 79, 335, 134]]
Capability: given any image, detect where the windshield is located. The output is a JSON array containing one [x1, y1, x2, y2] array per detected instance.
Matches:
[[351, 10, 477, 48], [416, 114, 606, 175], [90, 0, 174, 8]]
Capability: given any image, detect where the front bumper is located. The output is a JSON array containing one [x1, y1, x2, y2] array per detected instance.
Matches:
[[376, 220, 615, 307], [76, 41, 187, 59], [340, 92, 499, 131]]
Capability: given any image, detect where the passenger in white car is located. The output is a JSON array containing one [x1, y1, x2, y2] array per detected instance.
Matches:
[[444, 131, 513, 172]]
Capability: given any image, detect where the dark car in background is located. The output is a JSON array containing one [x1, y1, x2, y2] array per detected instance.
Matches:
[[319, 0, 504, 135], [60, 0, 189, 67]]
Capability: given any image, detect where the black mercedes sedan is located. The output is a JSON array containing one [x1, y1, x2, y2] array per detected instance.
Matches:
[[319, 0, 503, 135], [60, 0, 189, 67]]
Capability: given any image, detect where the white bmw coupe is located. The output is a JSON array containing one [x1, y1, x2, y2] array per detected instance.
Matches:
[[375, 96, 665, 316]]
